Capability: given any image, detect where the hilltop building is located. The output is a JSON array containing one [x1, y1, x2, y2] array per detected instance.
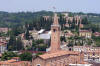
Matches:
[[64, 14, 84, 28], [32, 13, 85, 66], [79, 30, 92, 38], [43, 16, 51, 21]]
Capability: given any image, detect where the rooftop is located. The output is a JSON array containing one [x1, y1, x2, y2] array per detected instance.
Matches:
[[38, 29, 45, 34], [94, 32, 100, 36], [79, 30, 92, 33], [0, 41, 7, 46], [39, 50, 80, 60], [39, 34, 50, 39], [0, 59, 30, 65]]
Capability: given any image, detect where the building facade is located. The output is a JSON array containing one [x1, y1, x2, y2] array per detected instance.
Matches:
[[79, 30, 92, 38], [73, 46, 100, 62], [0, 28, 10, 33], [0, 41, 7, 53]]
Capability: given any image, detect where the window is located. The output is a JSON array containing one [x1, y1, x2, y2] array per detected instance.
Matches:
[[37, 64, 41, 66], [53, 29, 56, 32]]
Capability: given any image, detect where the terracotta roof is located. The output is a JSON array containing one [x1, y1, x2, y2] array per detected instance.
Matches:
[[0, 59, 17, 64], [94, 32, 100, 36], [0, 59, 30, 65], [79, 30, 92, 33], [0, 28, 10, 32], [0, 41, 7, 46], [65, 33, 74, 36], [39, 50, 80, 59], [12, 57, 20, 59], [19, 50, 46, 54]]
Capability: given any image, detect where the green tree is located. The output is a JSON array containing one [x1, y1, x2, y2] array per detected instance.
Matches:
[[16, 37, 24, 51], [38, 44, 47, 51], [19, 52, 32, 61], [32, 39, 47, 51], [1, 52, 18, 61], [36, 53, 43, 57], [60, 36, 66, 42], [7, 35, 16, 51], [82, 17, 88, 24], [67, 41, 73, 47], [25, 29, 30, 40]]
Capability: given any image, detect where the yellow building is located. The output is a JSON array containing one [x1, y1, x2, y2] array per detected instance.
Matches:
[[79, 30, 92, 38]]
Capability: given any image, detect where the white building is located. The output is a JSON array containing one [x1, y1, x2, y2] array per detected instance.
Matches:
[[0, 42, 7, 53], [69, 64, 92, 66], [73, 46, 100, 62], [39, 34, 50, 44]]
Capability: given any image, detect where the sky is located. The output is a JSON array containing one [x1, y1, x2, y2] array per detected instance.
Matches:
[[0, 0, 100, 13]]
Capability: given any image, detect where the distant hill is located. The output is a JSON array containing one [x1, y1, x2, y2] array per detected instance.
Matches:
[[0, 11, 53, 27], [0, 11, 100, 27]]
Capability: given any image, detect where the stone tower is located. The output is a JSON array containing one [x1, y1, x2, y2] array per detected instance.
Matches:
[[50, 13, 61, 52]]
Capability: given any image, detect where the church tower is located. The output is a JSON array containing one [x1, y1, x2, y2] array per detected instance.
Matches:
[[50, 13, 61, 52]]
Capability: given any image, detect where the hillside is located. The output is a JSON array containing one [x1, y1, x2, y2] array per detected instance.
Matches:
[[0, 11, 100, 27]]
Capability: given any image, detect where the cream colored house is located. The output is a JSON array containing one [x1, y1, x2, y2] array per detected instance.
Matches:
[[79, 30, 92, 38]]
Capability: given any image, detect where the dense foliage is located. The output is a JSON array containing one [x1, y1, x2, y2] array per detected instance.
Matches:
[[0, 11, 100, 29], [7, 35, 24, 51], [0, 11, 53, 28], [1, 52, 18, 61], [19, 52, 32, 61], [32, 39, 48, 51]]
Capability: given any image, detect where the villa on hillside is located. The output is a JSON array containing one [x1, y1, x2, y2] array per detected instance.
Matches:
[[79, 30, 92, 38]]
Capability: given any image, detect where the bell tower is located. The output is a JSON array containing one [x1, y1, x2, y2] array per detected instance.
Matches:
[[50, 13, 61, 52]]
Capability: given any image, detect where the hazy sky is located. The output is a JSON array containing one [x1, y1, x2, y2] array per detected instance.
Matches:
[[0, 0, 100, 13]]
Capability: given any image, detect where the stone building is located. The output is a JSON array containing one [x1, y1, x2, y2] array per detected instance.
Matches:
[[0, 41, 7, 53], [43, 16, 51, 21], [32, 13, 84, 66], [79, 30, 92, 38], [64, 15, 83, 28], [73, 46, 100, 62], [0, 28, 10, 33]]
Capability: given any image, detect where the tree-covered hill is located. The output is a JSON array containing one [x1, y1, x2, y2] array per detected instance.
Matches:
[[0, 11, 100, 28], [0, 11, 53, 27]]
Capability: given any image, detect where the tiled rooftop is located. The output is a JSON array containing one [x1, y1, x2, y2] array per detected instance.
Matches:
[[39, 50, 80, 59], [0, 59, 30, 65], [79, 30, 92, 33]]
